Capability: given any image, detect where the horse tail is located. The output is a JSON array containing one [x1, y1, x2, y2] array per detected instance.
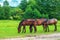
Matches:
[[55, 19, 57, 22], [54, 18, 57, 23], [18, 20, 25, 33], [52, 18, 57, 25], [52, 18, 57, 21]]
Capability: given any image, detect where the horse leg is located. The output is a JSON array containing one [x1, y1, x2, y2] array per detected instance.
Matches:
[[22, 26, 26, 33], [30, 25, 33, 33], [42, 25, 44, 31], [46, 25, 49, 32], [34, 25, 37, 33], [54, 24, 57, 31], [22, 26, 24, 33], [42, 24, 45, 31], [45, 25, 49, 32], [18, 27, 21, 33], [48, 26, 49, 32], [44, 24, 47, 32], [18, 25, 21, 33], [24, 26, 26, 33], [44, 26, 47, 32]]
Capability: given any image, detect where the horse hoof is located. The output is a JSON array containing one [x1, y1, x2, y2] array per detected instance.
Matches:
[[22, 31, 24, 33], [24, 32, 26, 33], [54, 30, 57, 32], [30, 31, 32, 33], [48, 31, 49, 32], [45, 31, 47, 32], [54, 30, 57, 31], [34, 31, 36, 33], [18, 32, 20, 33]]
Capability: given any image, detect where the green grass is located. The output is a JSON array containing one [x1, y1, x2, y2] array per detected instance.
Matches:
[[0, 20, 60, 38]]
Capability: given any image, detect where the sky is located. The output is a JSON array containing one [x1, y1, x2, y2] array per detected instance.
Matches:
[[0, 0, 21, 7]]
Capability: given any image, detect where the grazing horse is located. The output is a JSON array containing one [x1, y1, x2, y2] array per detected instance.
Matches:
[[18, 18, 48, 33], [18, 19, 35, 33], [30, 18, 48, 32], [45, 18, 57, 32]]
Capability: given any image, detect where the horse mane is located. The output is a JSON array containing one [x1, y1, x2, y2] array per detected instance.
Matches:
[[20, 19, 25, 25]]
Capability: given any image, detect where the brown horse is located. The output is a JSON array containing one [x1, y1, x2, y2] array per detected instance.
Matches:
[[18, 18, 47, 33], [18, 19, 35, 33], [45, 18, 57, 32], [31, 18, 48, 32]]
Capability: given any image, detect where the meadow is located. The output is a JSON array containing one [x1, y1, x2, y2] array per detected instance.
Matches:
[[0, 20, 60, 38]]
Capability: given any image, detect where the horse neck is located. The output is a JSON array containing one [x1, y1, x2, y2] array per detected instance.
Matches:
[[18, 20, 25, 28]]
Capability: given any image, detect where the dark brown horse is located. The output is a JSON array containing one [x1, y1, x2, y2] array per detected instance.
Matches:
[[45, 18, 57, 32], [18, 18, 47, 33], [18, 19, 35, 33], [31, 18, 48, 32]]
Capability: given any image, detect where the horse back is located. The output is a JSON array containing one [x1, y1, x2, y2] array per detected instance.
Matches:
[[47, 18, 57, 25], [22, 19, 35, 25], [36, 19, 47, 25]]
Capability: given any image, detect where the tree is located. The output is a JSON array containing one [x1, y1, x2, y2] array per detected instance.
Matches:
[[3, 0, 9, 6], [19, 0, 27, 11], [3, 6, 11, 19], [23, 5, 33, 19], [10, 7, 24, 20], [35, 0, 57, 18], [0, 5, 4, 19], [23, 0, 42, 19], [33, 9, 42, 18], [3, 0, 11, 19]]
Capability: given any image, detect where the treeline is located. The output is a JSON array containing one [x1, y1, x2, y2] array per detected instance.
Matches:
[[0, 0, 60, 20]]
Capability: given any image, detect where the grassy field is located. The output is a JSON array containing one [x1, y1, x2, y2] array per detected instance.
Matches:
[[0, 20, 60, 38]]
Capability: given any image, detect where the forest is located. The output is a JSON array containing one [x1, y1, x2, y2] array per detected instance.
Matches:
[[0, 0, 60, 20]]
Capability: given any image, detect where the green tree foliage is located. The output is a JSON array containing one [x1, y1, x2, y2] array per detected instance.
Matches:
[[0, 5, 4, 19], [19, 0, 27, 11], [24, 6, 41, 19], [23, 5, 33, 19], [23, 0, 49, 19], [3, 6, 11, 19], [35, 0, 56, 18], [33, 9, 42, 18], [10, 7, 23, 20], [3, 0, 9, 6], [3, 0, 11, 19], [23, 0, 42, 19], [0, 0, 60, 20]]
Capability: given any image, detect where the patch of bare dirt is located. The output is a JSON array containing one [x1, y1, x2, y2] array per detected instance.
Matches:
[[0, 33, 60, 40]]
